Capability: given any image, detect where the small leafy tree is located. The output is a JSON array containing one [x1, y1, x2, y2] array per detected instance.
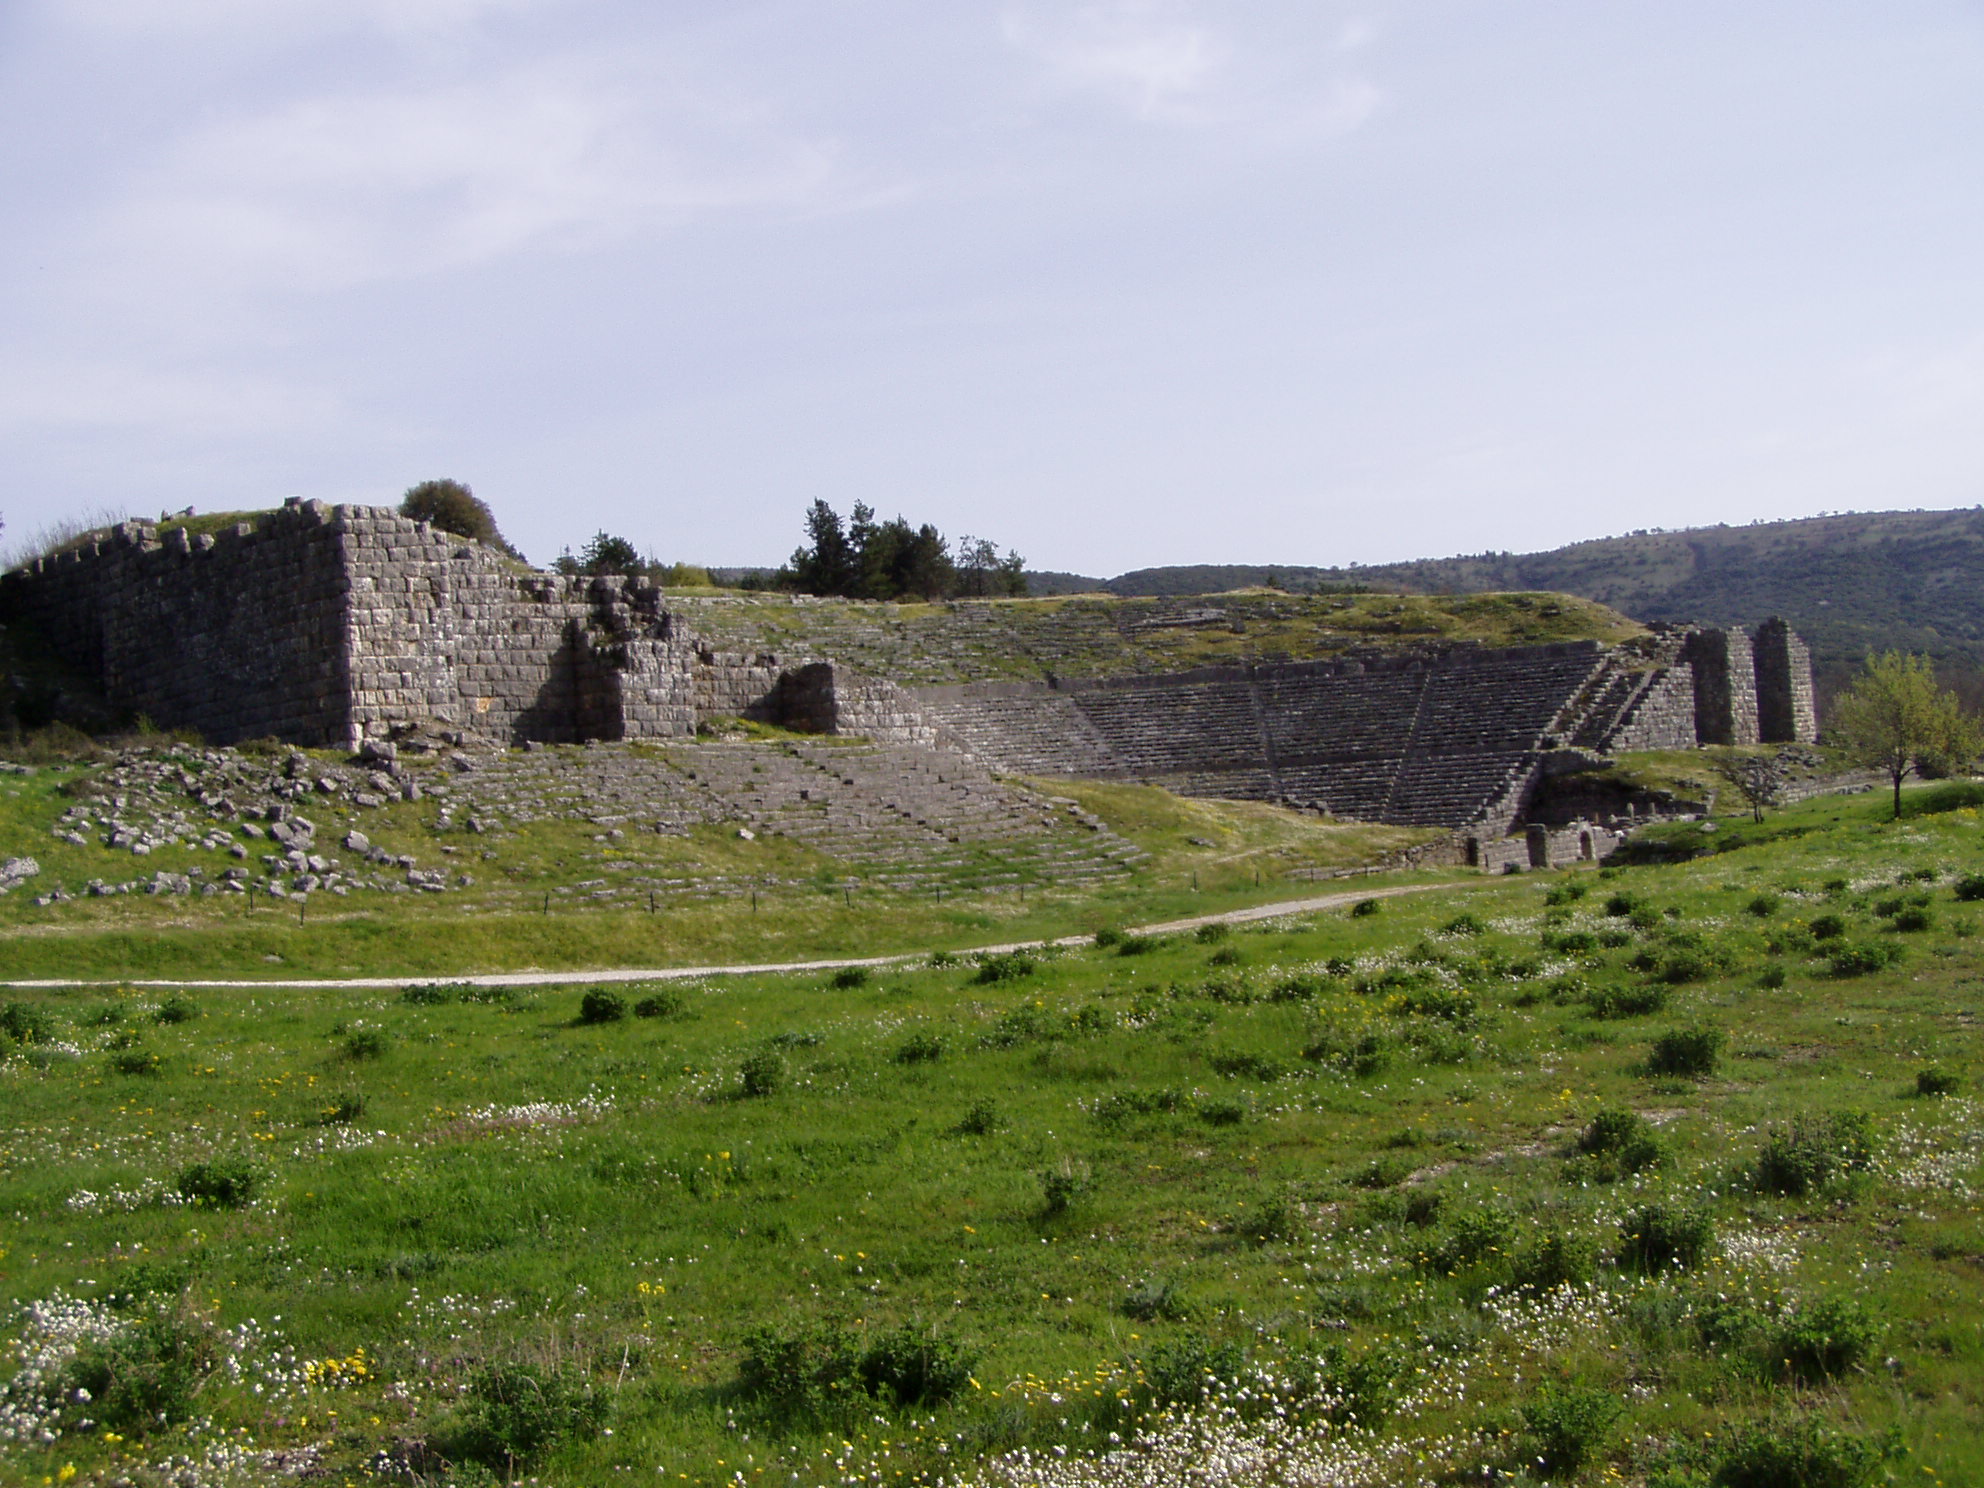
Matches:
[[1714, 751, 1788, 823], [399, 479, 523, 560], [778, 500, 1022, 601], [1828, 651, 1981, 818], [572, 531, 642, 575]]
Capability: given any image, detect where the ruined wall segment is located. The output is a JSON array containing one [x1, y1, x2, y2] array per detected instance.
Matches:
[[1752, 617, 1818, 743], [1, 503, 353, 746], [1683, 628, 1760, 746]]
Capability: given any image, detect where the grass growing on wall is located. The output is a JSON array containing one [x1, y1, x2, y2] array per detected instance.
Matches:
[[1, 788, 1982, 1484]]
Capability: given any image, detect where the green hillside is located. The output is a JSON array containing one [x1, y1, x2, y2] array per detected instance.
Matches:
[[1091, 507, 1984, 706]]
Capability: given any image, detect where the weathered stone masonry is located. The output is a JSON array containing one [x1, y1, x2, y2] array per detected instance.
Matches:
[[2, 502, 1817, 845]]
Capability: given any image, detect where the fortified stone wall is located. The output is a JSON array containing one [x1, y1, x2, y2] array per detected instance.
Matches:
[[2, 502, 1818, 843], [1685, 628, 1762, 746], [2, 505, 357, 746], [1753, 618, 1818, 743]]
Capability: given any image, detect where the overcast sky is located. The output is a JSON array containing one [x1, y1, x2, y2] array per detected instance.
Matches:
[[3, 2, 1981, 575]]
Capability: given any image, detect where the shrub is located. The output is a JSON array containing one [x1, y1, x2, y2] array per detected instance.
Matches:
[[1954, 872, 1984, 902], [58, 1311, 216, 1435], [1140, 1333, 1245, 1407], [1916, 1066, 1961, 1097], [972, 952, 1036, 984], [443, 1361, 607, 1469], [1350, 1154, 1417, 1189], [1705, 1413, 1891, 1488], [857, 1322, 977, 1407], [1441, 913, 1486, 936], [1890, 904, 1934, 932], [1544, 881, 1588, 906], [1520, 1381, 1621, 1479], [953, 1099, 1003, 1136], [1758, 962, 1788, 989], [1620, 1201, 1714, 1272], [1302, 1023, 1392, 1077], [1116, 933, 1159, 955], [1772, 1295, 1876, 1383], [1826, 940, 1903, 976], [1208, 1049, 1285, 1081], [739, 1049, 786, 1097], [1430, 1205, 1515, 1272], [1754, 1111, 1874, 1196], [633, 989, 687, 1019], [1647, 1025, 1724, 1078], [1604, 892, 1639, 917], [1197, 1099, 1247, 1126], [399, 477, 517, 553], [341, 1028, 389, 1060], [1396, 985, 1477, 1023], [737, 1321, 858, 1411], [1808, 913, 1847, 940], [1194, 921, 1230, 944], [400, 983, 452, 1005], [1207, 944, 1242, 967], [111, 1048, 163, 1076], [1038, 1156, 1092, 1215], [1574, 1108, 1665, 1175], [893, 1031, 945, 1064], [1091, 926, 1124, 948], [1541, 928, 1597, 953], [320, 1092, 366, 1125], [1350, 898, 1382, 917], [1121, 1278, 1191, 1322], [1654, 944, 1726, 984], [1230, 1192, 1301, 1244], [154, 995, 198, 1024], [577, 988, 626, 1024], [1584, 983, 1669, 1019], [176, 1156, 260, 1208], [829, 966, 870, 990], [0, 1000, 52, 1044], [1745, 893, 1780, 917], [1514, 1231, 1600, 1290], [1272, 972, 1330, 1002]]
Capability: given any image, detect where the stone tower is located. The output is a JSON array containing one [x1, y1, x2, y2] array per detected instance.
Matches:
[[1752, 617, 1818, 743]]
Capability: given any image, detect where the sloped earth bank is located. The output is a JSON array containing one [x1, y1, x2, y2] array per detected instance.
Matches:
[[1, 781, 1981, 1486], [0, 883, 1453, 989]]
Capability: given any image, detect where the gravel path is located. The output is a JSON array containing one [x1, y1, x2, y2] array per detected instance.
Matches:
[[0, 881, 1469, 991]]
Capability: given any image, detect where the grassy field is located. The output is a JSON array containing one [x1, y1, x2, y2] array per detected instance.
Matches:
[[0, 747, 1430, 982], [1, 783, 1981, 1486]]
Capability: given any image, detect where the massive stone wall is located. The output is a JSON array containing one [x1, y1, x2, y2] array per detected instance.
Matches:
[[2, 506, 356, 746], [1753, 618, 1817, 744], [2, 501, 1818, 840]]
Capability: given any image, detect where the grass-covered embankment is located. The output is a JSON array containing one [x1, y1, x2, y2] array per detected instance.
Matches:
[[1, 784, 1981, 1485]]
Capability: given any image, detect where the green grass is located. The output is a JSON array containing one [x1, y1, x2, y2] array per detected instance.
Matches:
[[2, 784, 1982, 1485], [0, 751, 1435, 980]]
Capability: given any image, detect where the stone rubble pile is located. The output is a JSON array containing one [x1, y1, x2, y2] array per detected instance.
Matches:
[[41, 744, 459, 906], [13, 733, 1146, 910]]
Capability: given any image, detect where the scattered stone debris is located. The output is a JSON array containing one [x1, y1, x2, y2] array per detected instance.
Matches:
[[14, 736, 1148, 909]]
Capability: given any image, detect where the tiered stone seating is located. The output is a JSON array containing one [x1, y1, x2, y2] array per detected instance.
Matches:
[[1072, 680, 1264, 773], [440, 739, 1141, 891], [920, 695, 1121, 776]]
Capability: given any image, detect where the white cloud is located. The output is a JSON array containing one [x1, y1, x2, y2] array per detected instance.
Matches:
[[1002, 1, 1226, 119], [0, 354, 342, 438], [92, 58, 848, 294], [53, 0, 551, 41], [1000, 1, 1381, 138]]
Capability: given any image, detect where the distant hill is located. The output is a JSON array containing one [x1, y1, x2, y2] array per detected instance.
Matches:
[[1064, 508, 1984, 708]]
